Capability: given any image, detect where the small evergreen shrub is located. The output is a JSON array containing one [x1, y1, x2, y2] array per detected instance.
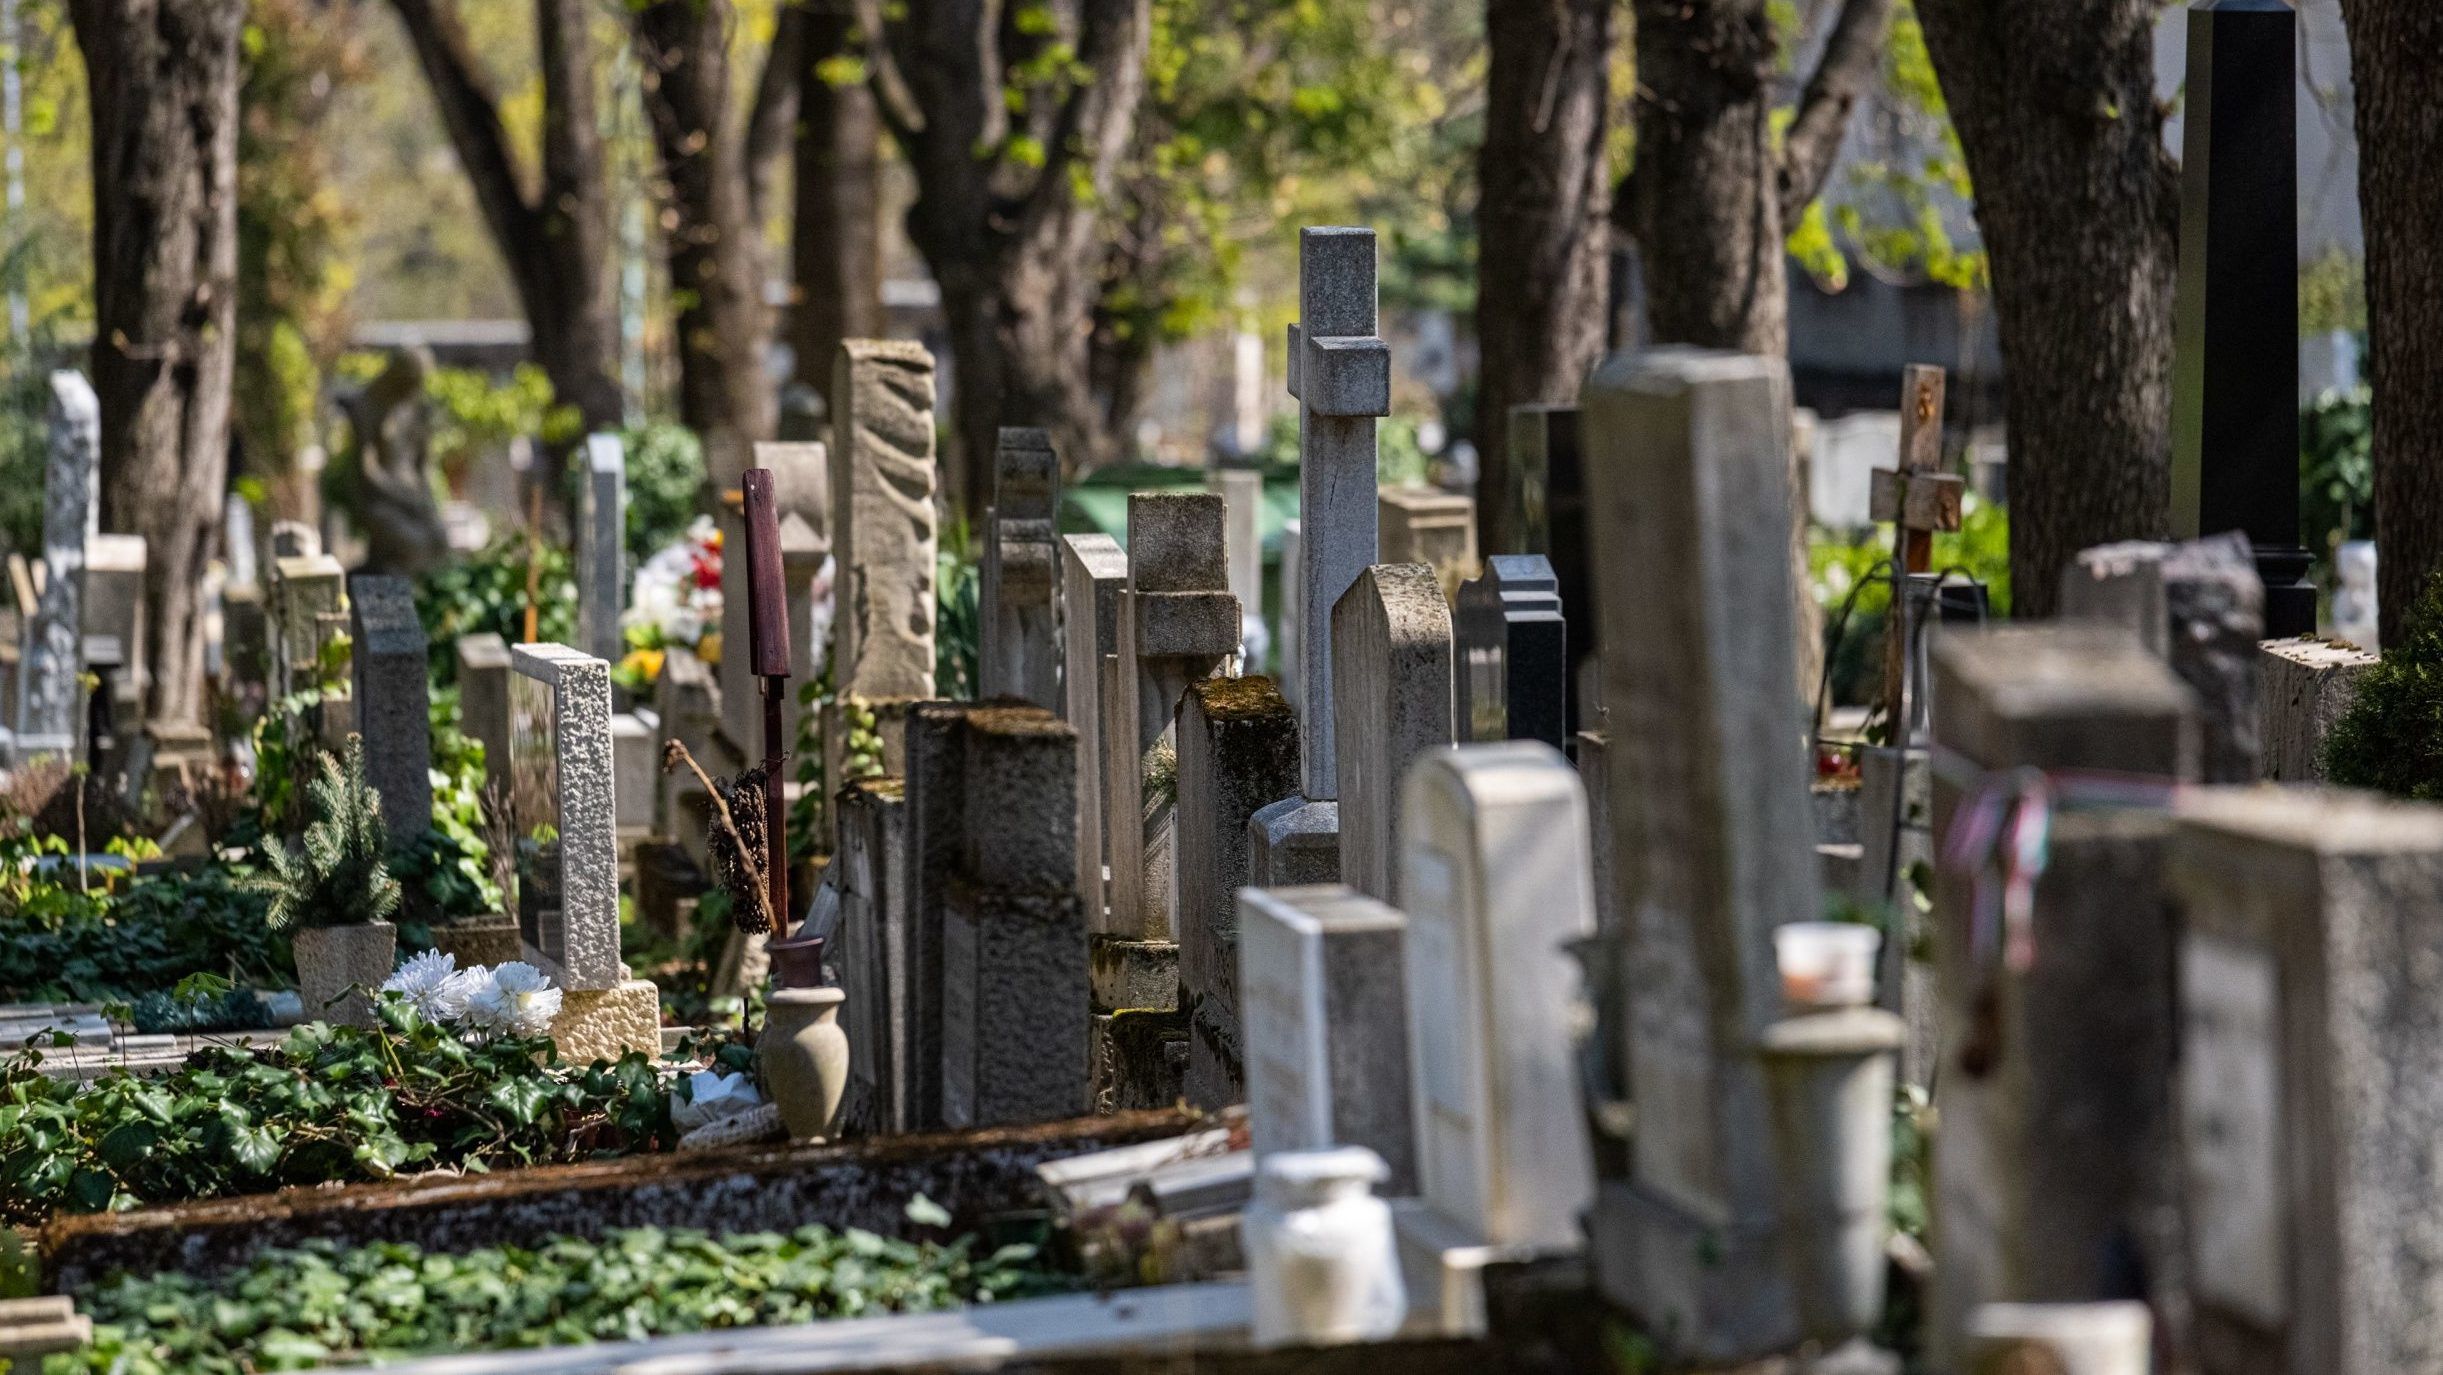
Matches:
[[253, 737, 402, 932], [2323, 566, 2443, 798]]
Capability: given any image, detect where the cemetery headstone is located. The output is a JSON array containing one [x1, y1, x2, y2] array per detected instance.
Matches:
[[611, 712, 654, 833], [1453, 554, 1565, 750], [1378, 487, 1478, 603], [1217, 465, 1266, 670], [981, 427, 1061, 709], [1175, 675, 1300, 1108], [2059, 531, 2264, 782], [1507, 404, 1592, 737], [1579, 349, 1817, 1363], [348, 574, 433, 841], [1278, 518, 1304, 710], [716, 444, 828, 773], [1239, 883, 1415, 1191], [2257, 636, 2377, 783], [268, 520, 318, 560], [577, 432, 626, 666], [2171, 786, 2443, 1375], [82, 534, 147, 724], [1332, 562, 1454, 903], [2169, 0, 2315, 636], [896, 702, 968, 1131], [833, 775, 909, 1135], [269, 553, 346, 704], [456, 633, 514, 803], [1927, 625, 2197, 1369], [828, 342, 938, 787], [1061, 533, 1130, 925], [11, 373, 97, 760], [937, 704, 1090, 1128]]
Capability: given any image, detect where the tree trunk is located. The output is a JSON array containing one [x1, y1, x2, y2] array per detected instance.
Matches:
[[1916, 0, 2177, 618], [632, 0, 777, 491], [791, 0, 884, 408], [69, 0, 243, 729], [388, 0, 620, 439], [1477, 0, 1611, 556], [2337, 0, 2443, 645]]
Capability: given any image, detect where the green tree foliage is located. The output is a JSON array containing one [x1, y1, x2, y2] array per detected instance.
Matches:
[[2324, 568, 2443, 800], [252, 736, 403, 932], [415, 535, 578, 686], [621, 418, 707, 564], [2301, 383, 2374, 564]]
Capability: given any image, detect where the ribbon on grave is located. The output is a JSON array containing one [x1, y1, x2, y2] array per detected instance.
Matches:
[[1930, 748, 2185, 975]]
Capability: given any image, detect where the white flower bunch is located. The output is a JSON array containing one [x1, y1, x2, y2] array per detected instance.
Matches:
[[625, 517, 722, 650], [381, 952, 563, 1041]]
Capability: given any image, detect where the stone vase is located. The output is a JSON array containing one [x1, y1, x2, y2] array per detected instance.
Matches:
[[758, 986, 849, 1140], [293, 921, 398, 1028]]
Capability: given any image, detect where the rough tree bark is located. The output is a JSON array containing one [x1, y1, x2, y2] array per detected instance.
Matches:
[[630, 0, 787, 490], [863, 0, 1150, 511], [68, 0, 244, 728], [387, 0, 621, 439], [1476, 0, 1611, 557], [1915, 0, 2177, 618], [2337, 0, 2443, 645], [791, 0, 884, 407]]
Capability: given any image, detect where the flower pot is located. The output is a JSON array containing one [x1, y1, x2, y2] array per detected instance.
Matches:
[[293, 921, 398, 1028], [767, 932, 827, 989], [758, 986, 849, 1140]]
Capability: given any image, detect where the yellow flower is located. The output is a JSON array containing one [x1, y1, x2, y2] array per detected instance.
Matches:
[[621, 647, 667, 683], [695, 633, 722, 663]]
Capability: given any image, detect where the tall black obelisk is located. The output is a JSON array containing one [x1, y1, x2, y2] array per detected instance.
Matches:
[[2170, 0, 2316, 637]]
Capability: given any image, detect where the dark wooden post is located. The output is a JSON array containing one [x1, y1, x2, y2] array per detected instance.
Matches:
[[741, 467, 792, 929], [1873, 364, 1962, 726]]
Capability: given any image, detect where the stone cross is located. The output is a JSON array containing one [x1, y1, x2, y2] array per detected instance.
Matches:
[[2059, 532, 2264, 783], [1926, 625, 2198, 1368], [577, 432, 626, 666], [348, 574, 433, 843], [1508, 404, 1593, 737], [1175, 675, 1299, 1109], [507, 643, 624, 993], [980, 427, 1061, 709], [1870, 364, 1959, 725], [1238, 882, 1415, 1191], [1397, 742, 1597, 1251], [828, 342, 937, 785], [2170, 0, 2315, 638], [2171, 787, 2443, 1375], [11, 373, 96, 760], [1060, 533, 1129, 926], [1454, 554, 1566, 750], [1332, 562, 1454, 903], [1580, 349, 1820, 1363]]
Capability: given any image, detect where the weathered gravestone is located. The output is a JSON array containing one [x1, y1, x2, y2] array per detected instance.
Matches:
[[611, 712, 655, 834], [1394, 743, 1597, 1329], [828, 342, 937, 788], [2169, 0, 2315, 637], [980, 428, 1061, 710], [1216, 465, 1266, 670], [2257, 636, 2376, 783], [2171, 786, 2443, 1375], [1333, 562, 1454, 904], [1507, 403, 1593, 738], [577, 433, 625, 666], [1238, 883, 1415, 1191], [1250, 227, 1388, 884], [9, 373, 97, 760], [654, 648, 720, 848], [1378, 486, 1478, 603], [2059, 531, 2264, 783], [82, 534, 147, 732], [508, 643, 659, 1058], [348, 574, 433, 841], [1060, 533, 1129, 926], [457, 633, 514, 802], [1454, 554, 1565, 751], [897, 702, 967, 1131], [1580, 349, 1817, 1363], [1175, 675, 1299, 1108], [833, 775, 909, 1135], [937, 704, 1090, 1129], [269, 553, 346, 705], [1927, 625, 2199, 1369]]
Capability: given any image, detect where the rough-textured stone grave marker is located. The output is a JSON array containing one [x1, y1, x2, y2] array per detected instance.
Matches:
[[2169, 0, 2314, 636], [1454, 554, 1565, 750], [577, 433, 625, 666], [1379, 486, 1478, 602], [1175, 675, 1299, 1108], [10, 373, 97, 760], [1581, 348, 1815, 1363], [1061, 533, 1129, 926], [981, 427, 1061, 709], [2059, 531, 2263, 782], [348, 574, 433, 841], [1927, 625, 2198, 1367], [828, 342, 937, 786], [1251, 227, 1387, 884], [1333, 562, 1453, 903], [2257, 636, 2376, 783], [1239, 883, 1414, 1191], [2172, 786, 2443, 1375]]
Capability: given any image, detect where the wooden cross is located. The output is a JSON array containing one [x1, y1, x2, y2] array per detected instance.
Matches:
[[1872, 364, 1963, 727], [740, 468, 793, 929]]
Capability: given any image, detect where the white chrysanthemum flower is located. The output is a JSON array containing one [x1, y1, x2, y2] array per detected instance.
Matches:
[[382, 950, 478, 1024], [463, 960, 563, 1039]]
